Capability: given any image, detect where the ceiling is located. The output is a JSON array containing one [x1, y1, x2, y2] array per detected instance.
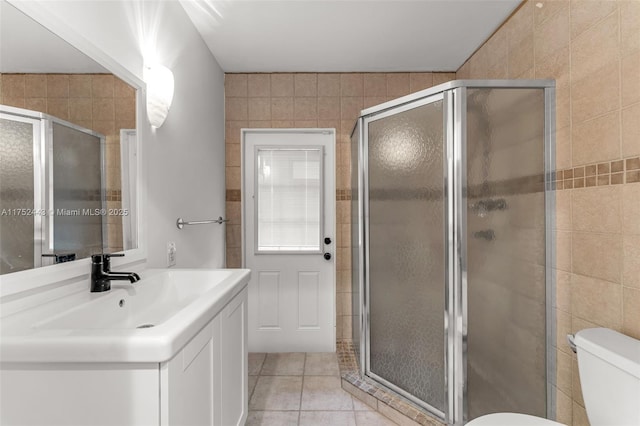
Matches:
[[180, 0, 521, 73], [0, 0, 108, 74]]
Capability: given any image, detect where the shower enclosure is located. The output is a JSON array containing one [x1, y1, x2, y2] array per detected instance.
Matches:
[[351, 81, 555, 425], [0, 105, 106, 274]]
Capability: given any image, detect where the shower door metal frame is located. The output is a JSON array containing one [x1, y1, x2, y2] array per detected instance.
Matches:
[[356, 80, 556, 426], [362, 91, 451, 421]]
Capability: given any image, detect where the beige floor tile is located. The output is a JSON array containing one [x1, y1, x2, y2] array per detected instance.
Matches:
[[246, 410, 299, 426], [299, 411, 357, 426], [355, 411, 398, 425], [351, 395, 375, 411], [249, 375, 259, 400], [250, 376, 303, 410], [249, 353, 267, 375], [301, 376, 354, 411], [304, 353, 340, 376], [262, 352, 306, 375]]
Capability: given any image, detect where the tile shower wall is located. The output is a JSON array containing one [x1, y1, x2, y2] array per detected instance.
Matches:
[[0, 73, 136, 252], [457, 1, 640, 424], [224, 72, 455, 339]]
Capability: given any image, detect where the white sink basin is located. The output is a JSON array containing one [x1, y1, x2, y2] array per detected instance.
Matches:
[[0, 268, 250, 363]]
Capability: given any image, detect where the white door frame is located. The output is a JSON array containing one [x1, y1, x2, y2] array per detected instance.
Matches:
[[241, 128, 336, 352]]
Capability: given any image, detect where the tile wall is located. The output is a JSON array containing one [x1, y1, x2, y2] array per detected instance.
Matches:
[[223, 72, 455, 339], [457, 1, 640, 424], [1, 73, 136, 252]]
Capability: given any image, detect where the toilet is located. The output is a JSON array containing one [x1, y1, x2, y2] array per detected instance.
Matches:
[[467, 328, 640, 426]]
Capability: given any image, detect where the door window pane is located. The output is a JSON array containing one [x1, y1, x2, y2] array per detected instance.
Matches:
[[256, 148, 322, 252]]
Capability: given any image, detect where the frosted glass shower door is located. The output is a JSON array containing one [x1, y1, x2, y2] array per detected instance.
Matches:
[[366, 94, 447, 415]]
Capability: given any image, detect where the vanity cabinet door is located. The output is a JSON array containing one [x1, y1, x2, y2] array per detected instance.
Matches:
[[161, 317, 221, 426], [220, 287, 248, 426]]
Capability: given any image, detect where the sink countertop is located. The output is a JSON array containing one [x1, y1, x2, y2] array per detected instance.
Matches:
[[0, 268, 251, 364]]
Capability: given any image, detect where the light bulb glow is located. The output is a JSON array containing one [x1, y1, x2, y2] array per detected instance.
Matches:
[[145, 64, 174, 128]]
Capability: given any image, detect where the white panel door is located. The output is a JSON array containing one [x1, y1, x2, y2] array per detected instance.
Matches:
[[243, 129, 335, 352]]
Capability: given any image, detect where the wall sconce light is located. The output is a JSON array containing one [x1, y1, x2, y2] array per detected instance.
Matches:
[[145, 64, 174, 128]]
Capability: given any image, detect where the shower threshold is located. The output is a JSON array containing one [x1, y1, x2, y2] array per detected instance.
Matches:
[[337, 340, 445, 426]]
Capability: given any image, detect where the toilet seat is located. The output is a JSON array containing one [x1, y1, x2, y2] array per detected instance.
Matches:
[[466, 413, 566, 426]]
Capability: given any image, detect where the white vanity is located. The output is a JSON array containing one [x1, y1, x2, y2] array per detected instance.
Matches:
[[0, 268, 250, 426]]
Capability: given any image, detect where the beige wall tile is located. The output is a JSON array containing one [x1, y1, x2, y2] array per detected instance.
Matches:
[[294, 97, 317, 120], [225, 201, 241, 225], [409, 72, 433, 92], [570, 0, 617, 39], [623, 234, 640, 289], [571, 62, 620, 125], [505, 0, 533, 45], [573, 401, 589, 426], [271, 97, 294, 120], [622, 103, 640, 157], [363, 97, 387, 109], [534, 0, 570, 28], [318, 73, 340, 96], [571, 273, 622, 329], [248, 97, 271, 120], [294, 74, 317, 97], [571, 110, 620, 165], [90, 75, 112, 98], [557, 349, 572, 395], [47, 98, 69, 120], [556, 230, 572, 272], [432, 72, 456, 86], [556, 189, 572, 230], [46, 75, 69, 98], [534, 5, 571, 62], [69, 98, 92, 121], [622, 52, 640, 107], [294, 120, 318, 128], [226, 224, 241, 248], [226, 247, 241, 268], [249, 120, 271, 128], [535, 46, 570, 87], [91, 120, 114, 136], [225, 143, 241, 167], [225, 97, 248, 120], [363, 74, 387, 97], [623, 286, 640, 339], [2, 74, 25, 98], [272, 120, 294, 128], [508, 34, 534, 78], [24, 98, 46, 112], [2, 97, 24, 108], [572, 186, 621, 233], [340, 73, 363, 97], [571, 12, 618, 82], [92, 98, 114, 120], [556, 125, 572, 170], [225, 74, 247, 97], [114, 77, 135, 98], [620, 0, 640, 56], [271, 73, 294, 97], [225, 120, 247, 144], [622, 184, 640, 233], [386, 73, 410, 97], [572, 231, 622, 283], [341, 97, 363, 122], [226, 166, 241, 190], [556, 389, 573, 425], [318, 97, 340, 120], [248, 74, 270, 97], [24, 75, 46, 98], [115, 96, 135, 121], [557, 309, 573, 354], [572, 359, 585, 407], [556, 269, 572, 313]]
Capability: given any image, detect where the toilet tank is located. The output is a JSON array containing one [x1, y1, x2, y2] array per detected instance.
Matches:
[[574, 328, 640, 426]]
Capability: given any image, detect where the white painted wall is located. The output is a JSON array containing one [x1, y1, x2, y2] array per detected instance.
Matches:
[[9, 0, 226, 269]]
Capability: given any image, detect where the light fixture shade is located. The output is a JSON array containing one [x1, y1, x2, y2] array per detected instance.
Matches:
[[145, 64, 174, 128]]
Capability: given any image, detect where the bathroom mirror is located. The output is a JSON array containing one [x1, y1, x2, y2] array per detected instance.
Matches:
[[0, 0, 140, 275]]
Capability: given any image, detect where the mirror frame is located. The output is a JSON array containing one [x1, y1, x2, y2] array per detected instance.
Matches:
[[1, 0, 147, 298]]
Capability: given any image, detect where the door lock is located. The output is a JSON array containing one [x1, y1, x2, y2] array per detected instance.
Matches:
[[324, 237, 332, 245], [323, 252, 332, 260]]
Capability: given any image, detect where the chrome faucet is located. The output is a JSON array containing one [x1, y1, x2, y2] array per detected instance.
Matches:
[[90, 253, 141, 292]]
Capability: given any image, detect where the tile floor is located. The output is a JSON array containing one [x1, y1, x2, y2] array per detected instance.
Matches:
[[247, 352, 398, 425]]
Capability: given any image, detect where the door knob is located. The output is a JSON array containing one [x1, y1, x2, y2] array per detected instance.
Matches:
[[324, 237, 332, 245], [323, 252, 332, 260]]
